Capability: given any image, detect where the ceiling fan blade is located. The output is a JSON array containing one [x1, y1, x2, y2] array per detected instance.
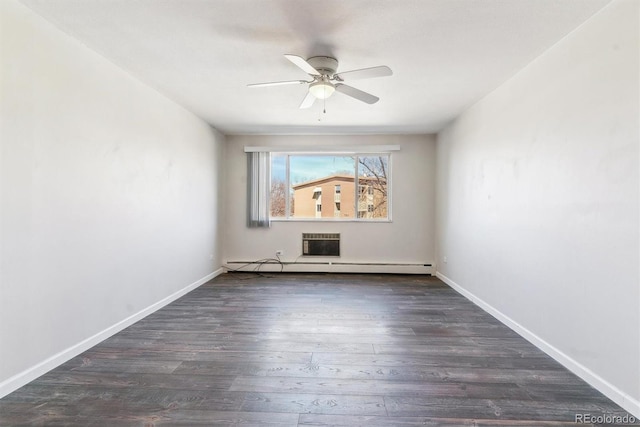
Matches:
[[284, 54, 320, 76], [247, 80, 308, 88], [334, 66, 392, 81], [299, 91, 316, 109], [335, 84, 379, 104]]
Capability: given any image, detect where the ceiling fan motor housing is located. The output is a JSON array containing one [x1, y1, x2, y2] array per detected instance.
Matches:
[[307, 56, 339, 76]]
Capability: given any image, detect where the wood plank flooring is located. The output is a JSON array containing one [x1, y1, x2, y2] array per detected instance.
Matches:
[[0, 273, 634, 426]]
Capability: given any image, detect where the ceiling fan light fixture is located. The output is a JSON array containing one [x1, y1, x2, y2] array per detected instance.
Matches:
[[309, 79, 335, 99], [248, 54, 391, 107]]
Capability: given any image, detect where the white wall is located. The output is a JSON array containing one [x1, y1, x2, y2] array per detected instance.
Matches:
[[436, 0, 639, 416], [0, 0, 225, 396], [225, 134, 436, 272]]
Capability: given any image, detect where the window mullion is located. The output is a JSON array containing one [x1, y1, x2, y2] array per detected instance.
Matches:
[[354, 155, 359, 221], [285, 154, 290, 219]]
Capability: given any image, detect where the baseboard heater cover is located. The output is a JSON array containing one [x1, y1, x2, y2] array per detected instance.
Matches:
[[227, 261, 431, 266], [225, 260, 434, 275]]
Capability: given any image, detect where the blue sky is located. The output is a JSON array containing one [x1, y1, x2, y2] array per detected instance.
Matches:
[[272, 155, 355, 185]]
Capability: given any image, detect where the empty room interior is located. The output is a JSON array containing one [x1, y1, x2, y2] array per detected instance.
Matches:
[[1, 0, 639, 425]]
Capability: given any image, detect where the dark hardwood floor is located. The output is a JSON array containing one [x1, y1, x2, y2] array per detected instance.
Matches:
[[0, 273, 634, 426]]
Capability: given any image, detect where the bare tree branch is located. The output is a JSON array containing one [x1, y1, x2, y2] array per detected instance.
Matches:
[[270, 180, 287, 217], [357, 156, 389, 218]]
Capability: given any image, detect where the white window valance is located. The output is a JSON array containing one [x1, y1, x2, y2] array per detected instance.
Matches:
[[244, 145, 400, 154]]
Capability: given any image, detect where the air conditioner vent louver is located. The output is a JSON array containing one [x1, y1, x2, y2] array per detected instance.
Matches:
[[302, 233, 340, 256]]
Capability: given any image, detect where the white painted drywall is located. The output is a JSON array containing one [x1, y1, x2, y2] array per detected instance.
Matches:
[[436, 0, 639, 415], [225, 134, 436, 270], [0, 0, 225, 395]]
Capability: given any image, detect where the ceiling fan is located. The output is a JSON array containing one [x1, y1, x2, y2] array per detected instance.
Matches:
[[248, 55, 392, 108]]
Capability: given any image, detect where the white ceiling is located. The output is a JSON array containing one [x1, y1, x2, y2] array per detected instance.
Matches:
[[20, 0, 610, 135]]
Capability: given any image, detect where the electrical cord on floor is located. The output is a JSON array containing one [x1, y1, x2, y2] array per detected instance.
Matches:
[[224, 257, 284, 278]]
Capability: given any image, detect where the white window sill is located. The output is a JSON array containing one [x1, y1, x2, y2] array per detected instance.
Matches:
[[270, 218, 392, 223]]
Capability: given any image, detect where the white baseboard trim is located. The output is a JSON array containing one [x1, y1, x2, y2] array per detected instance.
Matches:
[[0, 268, 224, 399], [436, 271, 640, 419]]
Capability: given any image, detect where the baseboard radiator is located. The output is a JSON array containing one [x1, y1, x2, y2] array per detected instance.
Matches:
[[225, 260, 433, 275]]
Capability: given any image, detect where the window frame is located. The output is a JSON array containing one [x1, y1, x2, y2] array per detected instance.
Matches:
[[270, 152, 392, 223]]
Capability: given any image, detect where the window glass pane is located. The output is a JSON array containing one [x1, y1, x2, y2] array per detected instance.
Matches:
[[290, 156, 355, 219], [357, 155, 389, 219], [270, 154, 287, 218], [269, 153, 390, 221]]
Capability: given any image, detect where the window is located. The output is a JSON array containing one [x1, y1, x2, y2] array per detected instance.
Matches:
[[270, 153, 390, 221]]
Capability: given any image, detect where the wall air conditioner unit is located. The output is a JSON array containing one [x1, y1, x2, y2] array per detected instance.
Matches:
[[302, 233, 340, 256]]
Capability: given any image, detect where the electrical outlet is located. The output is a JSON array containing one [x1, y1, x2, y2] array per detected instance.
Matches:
[[276, 250, 284, 257], [443, 256, 448, 263]]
